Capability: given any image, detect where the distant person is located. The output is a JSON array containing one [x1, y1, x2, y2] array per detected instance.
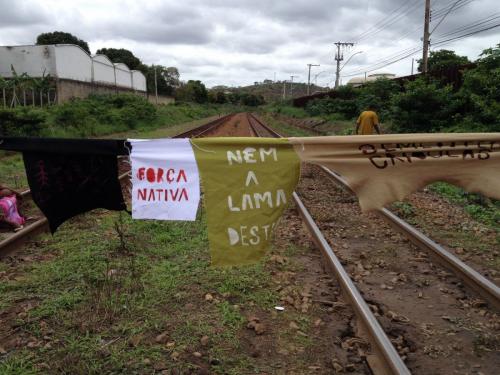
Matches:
[[0, 184, 26, 232], [355, 106, 381, 135]]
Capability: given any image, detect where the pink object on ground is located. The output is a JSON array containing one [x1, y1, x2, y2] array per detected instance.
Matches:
[[0, 195, 26, 227]]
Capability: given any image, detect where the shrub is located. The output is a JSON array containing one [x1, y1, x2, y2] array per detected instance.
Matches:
[[356, 78, 400, 120], [389, 78, 458, 133], [49, 94, 156, 136], [0, 107, 47, 136]]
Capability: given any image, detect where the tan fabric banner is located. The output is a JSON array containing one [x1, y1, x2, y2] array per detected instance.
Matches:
[[290, 133, 500, 211]]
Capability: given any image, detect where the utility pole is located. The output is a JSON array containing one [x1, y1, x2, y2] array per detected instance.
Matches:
[[334, 42, 354, 89], [282, 80, 287, 100], [411, 58, 415, 75], [422, 0, 431, 73], [307, 64, 320, 95], [154, 65, 158, 104], [290, 75, 297, 97]]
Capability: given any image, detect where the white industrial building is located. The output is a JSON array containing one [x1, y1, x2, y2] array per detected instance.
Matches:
[[347, 73, 396, 87], [0, 44, 147, 104]]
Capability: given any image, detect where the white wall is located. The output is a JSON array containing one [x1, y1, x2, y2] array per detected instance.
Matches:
[[53, 44, 92, 82], [0, 45, 57, 78], [114, 63, 132, 88], [132, 70, 146, 91], [92, 54, 115, 85], [0, 44, 146, 92]]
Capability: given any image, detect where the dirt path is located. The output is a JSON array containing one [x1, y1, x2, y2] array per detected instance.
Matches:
[[297, 163, 499, 374]]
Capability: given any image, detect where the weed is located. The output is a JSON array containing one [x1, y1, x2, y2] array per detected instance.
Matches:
[[0, 354, 38, 375], [392, 202, 416, 222], [429, 182, 500, 230]]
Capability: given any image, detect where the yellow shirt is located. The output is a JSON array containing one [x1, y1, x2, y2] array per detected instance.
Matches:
[[356, 111, 379, 135]]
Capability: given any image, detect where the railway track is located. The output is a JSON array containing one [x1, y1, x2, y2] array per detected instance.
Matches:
[[247, 113, 500, 374], [2, 113, 498, 374], [248, 113, 411, 374]]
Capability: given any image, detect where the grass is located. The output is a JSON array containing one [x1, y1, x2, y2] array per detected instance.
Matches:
[[260, 105, 355, 135], [258, 113, 311, 137], [429, 182, 500, 230], [0, 207, 280, 374], [0, 154, 27, 190]]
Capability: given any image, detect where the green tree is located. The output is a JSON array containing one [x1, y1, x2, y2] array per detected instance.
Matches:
[[456, 44, 500, 131], [390, 78, 457, 133], [208, 90, 227, 104], [240, 93, 265, 106], [417, 49, 470, 72], [356, 78, 400, 120], [95, 48, 144, 71], [36, 31, 90, 54], [175, 80, 208, 103], [145, 66, 180, 96]]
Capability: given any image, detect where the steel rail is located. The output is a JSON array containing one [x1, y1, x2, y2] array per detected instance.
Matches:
[[173, 114, 234, 138], [255, 112, 500, 309], [0, 113, 236, 258], [246, 112, 411, 375], [321, 168, 500, 310]]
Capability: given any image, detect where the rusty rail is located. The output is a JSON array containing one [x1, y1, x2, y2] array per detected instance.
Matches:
[[247, 112, 411, 375], [320, 168, 500, 310], [258, 112, 499, 310]]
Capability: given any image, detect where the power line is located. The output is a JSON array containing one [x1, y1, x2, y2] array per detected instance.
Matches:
[[434, 13, 500, 38], [342, 43, 422, 75], [430, 0, 461, 35], [431, 0, 474, 18], [433, 22, 500, 46], [353, 0, 421, 43], [352, 0, 415, 41], [341, 20, 499, 78]]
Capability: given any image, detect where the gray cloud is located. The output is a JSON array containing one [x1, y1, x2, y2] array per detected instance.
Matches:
[[0, 0, 498, 87], [0, 0, 48, 27]]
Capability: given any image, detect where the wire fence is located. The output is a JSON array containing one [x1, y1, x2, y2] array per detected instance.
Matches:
[[1, 86, 57, 108]]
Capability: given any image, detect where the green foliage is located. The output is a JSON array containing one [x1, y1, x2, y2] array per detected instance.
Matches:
[[0, 355, 38, 375], [429, 182, 500, 229], [274, 45, 496, 133], [264, 103, 308, 118], [48, 94, 157, 136], [417, 49, 470, 72], [145, 66, 180, 96], [0, 94, 156, 137], [208, 90, 228, 104], [175, 80, 208, 103], [356, 78, 400, 120], [36, 31, 90, 54], [0, 107, 47, 136], [389, 78, 457, 133], [455, 44, 500, 131], [221, 91, 265, 106], [306, 85, 358, 119]]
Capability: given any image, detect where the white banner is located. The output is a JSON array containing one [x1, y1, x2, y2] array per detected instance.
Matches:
[[129, 139, 200, 221]]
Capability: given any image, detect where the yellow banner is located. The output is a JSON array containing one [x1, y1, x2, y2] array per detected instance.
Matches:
[[192, 137, 301, 267]]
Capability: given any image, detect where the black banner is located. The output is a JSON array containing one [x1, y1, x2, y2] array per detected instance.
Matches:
[[23, 151, 126, 233]]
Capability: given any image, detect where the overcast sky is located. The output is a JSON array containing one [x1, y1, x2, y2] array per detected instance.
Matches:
[[1, 0, 498, 87]]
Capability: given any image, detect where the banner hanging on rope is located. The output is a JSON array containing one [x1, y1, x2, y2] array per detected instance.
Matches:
[[21, 139, 127, 233], [192, 137, 301, 267], [129, 138, 200, 220], [291, 133, 500, 211]]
